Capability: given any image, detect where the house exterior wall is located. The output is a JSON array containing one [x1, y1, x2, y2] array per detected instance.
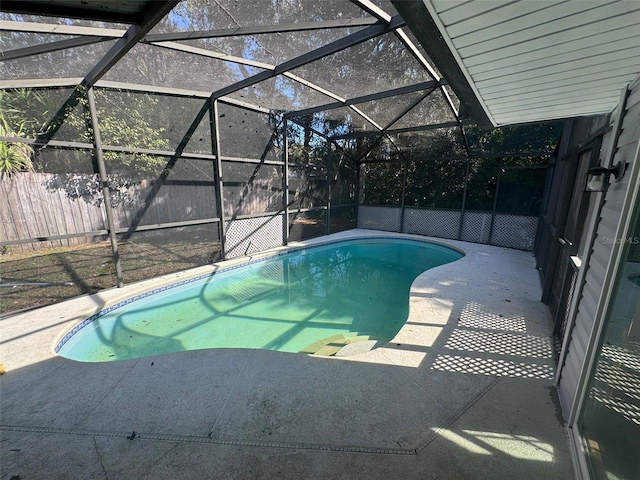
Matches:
[[557, 76, 640, 417]]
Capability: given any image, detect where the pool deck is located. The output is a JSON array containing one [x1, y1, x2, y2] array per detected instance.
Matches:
[[0, 230, 574, 479]]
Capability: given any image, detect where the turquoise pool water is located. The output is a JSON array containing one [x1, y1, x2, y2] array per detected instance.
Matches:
[[56, 238, 463, 362]]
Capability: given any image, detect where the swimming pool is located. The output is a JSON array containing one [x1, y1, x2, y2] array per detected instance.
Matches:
[[56, 237, 463, 362]]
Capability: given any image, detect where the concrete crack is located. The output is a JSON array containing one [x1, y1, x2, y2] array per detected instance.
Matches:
[[135, 443, 179, 480], [93, 436, 109, 480], [281, 395, 310, 443], [75, 359, 141, 427], [207, 350, 252, 435]]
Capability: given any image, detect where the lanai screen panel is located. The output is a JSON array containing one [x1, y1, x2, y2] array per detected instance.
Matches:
[[465, 123, 564, 156], [496, 165, 548, 217], [400, 28, 442, 78], [464, 158, 500, 212], [404, 158, 466, 210], [361, 161, 403, 206], [217, 102, 281, 161], [0, 87, 88, 142], [218, 103, 283, 217], [149, 0, 372, 32], [103, 43, 265, 93], [288, 31, 435, 100], [287, 122, 328, 211], [95, 89, 212, 154], [179, 27, 368, 66], [1, 40, 119, 80], [388, 89, 457, 129], [116, 222, 222, 278], [103, 154, 217, 228], [222, 161, 283, 217], [331, 146, 357, 207], [353, 89, 431, 131], [392, 128, 466, 159], [226, 74, 337, 112], [361, 135, 401, 160], [291, 107, 379, 138]]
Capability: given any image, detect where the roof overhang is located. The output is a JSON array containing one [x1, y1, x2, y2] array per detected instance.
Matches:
[[393, 0, 640, 127], [393, 0, 493, 127]]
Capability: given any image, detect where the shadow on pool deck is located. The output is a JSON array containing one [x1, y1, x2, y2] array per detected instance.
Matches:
[[0, 233, 574, 479]]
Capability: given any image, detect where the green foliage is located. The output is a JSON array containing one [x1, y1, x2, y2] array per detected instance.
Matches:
[[0, 116, 34, 177], [0, 87, 171, 176], [404, 159, 466, 209], [80, 89, 171, 177], [495, 165, 548, 215], [358, 122, 563, 215], [0, 88, 66, 139], [465, 123, 563, 156], [362, 162, 403, 205], [464, 158, 499, 211]]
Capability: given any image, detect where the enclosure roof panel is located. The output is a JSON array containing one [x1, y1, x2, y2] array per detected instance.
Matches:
[[0, 1, 165, 24], [102, 43, 265, 93], [289, 106, 380, 138], [288, 31, 434, 101], [224, 74, 337, 113], [388, 88, 456, 130], [177, 27, 369, 67], [148, 0, 374, 34], [352, 89, 429, 130], [0, 39, 119, 81], [1, 1, 464, 136], [394, 0, 640, 127]]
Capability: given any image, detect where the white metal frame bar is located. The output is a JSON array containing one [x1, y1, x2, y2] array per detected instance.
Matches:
[[0, 20, 125, 37]]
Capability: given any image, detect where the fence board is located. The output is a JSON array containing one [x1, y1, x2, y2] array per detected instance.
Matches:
[[39, 173, 66, 247], [4, 177, 33, 251], [59, 183, 82, 246], [21, 175, 49, 247], [0, 179, 21, 250], [51, 188, 71, 247]]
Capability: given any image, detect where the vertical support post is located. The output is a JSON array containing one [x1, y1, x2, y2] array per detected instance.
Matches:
[[283, 118, 290, 245], [355, 161, 361, 227], [487, 161, 502, 245], [86, 87, 124, 287], [459, 159, 471, 240], [458, 124, 473, 240], [326, 140, 332, 235], [210, 99, 227, 259], [399, 157, 408, 233]]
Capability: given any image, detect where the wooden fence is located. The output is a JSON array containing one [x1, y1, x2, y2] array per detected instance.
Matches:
[[0, 172, 217, 251]]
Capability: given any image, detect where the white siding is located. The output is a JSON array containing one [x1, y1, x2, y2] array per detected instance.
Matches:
[[426, 0, 640, 125], [556, 79, 640, 416]]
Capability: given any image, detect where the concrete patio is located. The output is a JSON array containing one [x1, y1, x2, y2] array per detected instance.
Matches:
[[0, 230, 574, 479]]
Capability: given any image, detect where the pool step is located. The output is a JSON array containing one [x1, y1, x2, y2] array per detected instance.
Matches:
[[301, 334, 371, 356], [334, 339, 382, 357]]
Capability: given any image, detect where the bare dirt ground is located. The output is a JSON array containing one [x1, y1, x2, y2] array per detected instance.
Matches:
[[0, 237, 220, 315]]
